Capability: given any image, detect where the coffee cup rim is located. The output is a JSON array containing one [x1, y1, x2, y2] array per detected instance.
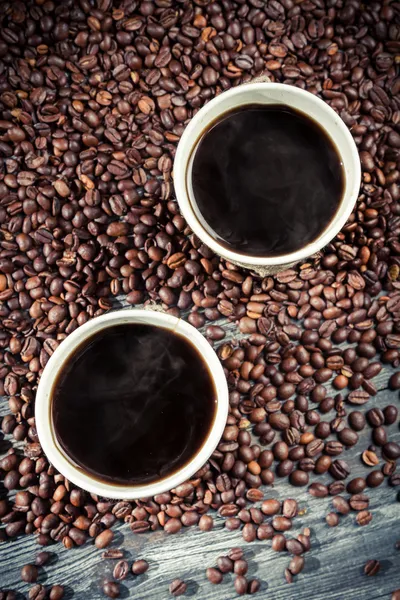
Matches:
[[35, 308, 229, 500], [174, 82, 361, 268]]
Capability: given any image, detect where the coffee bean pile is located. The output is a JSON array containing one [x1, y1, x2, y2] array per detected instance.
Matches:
[[0, 0, 399, 597]]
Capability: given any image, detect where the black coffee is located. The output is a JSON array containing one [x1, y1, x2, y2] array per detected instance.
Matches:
[[52, 324, 216, 485], [190, 104, 345, 257]]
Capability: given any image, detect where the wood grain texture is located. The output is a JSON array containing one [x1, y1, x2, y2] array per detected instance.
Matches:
[[1, 311, 399, 599]]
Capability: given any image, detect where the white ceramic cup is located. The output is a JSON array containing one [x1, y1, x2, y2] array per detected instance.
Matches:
[[174, 82, 361, 274], [35, 309, 229, 500]]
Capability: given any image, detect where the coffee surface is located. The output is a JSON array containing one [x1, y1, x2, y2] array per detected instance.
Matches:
[[52, 324, 216, 485], [190, 104, 345, 257]]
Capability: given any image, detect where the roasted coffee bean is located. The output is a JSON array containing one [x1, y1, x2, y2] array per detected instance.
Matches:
[[326, 513, 339, 527], [289, 470, 309, 487], [132, 560, 149, 575], [206, 568, 223, 585], [113, 561, 129, 581], [366, 471, 384, 488], [289, 556, 305, 575], [347, 478, 366, 495], [35, 552, 51, 567], [217, 557, 233, 574], [242, 523, 257, 542], [95, 530, 114, 550], [362, 450, 379, 467], [247, 579, 261, 594], [329, 460, 351, 480], [49, 586, 64, 600], [309, 483, 329, 498], [338, 428, 359, 447], [372, 427, 387, 447], [257, 523, 274, 540], [21, 565, 38, 583], [350, 494, 370, 511], [364, 560, 380, 576], [348, 411, 366, 431], [261, 499, 281, 516], [272, 534, 286, 552], [384, 406, 398, 425], [356, 511, 373, 526], [169, 579, 187, 597], [389, 373, 400, 390], [28, 585, 46, 600], [282, 499, 298, 519], [383, 443, 400, 461], [234, 560, 248, 576], [234, 576, 248, 595], [103, 581, 120, 598], [332, 496, 351, 515], [228, 548, 244, 562], [198, 515, 213, 531]]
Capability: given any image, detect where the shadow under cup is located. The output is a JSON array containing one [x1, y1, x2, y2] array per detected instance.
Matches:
[[35, 310, 229, 500], [174, 83, 361, 272]]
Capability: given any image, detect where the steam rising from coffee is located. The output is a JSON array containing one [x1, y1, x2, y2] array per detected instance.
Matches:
[[52, 324, 216, 485]]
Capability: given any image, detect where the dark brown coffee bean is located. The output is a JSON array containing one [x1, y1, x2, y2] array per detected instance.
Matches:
[[49, 586, 64, 600], [384, 405, 398, 425], [289, 470, 309, 486], [272, 516, 292, 532], [366, 471, 384, 488], [347, 478, 366, 494], [261, 499, 281, 516], [329, 460, 351, 480], [338, 428, 359, 447], [198, 515, 214, 531], [367, 408, 385, 427], [103, 581, 120, 598], [383, 442, 400, 460], [372, 426, 387, 446], [348, 411, 366, 431], [21, 565, 38, 583], [35, 552, 51, 567], [257, 523, 274, 540], [132, 560, 149, 575], [364, 559, 380, 576], [332, 496, 351, 514]]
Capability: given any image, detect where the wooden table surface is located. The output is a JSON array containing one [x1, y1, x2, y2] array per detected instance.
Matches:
[[0, 314, 399, 600]]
